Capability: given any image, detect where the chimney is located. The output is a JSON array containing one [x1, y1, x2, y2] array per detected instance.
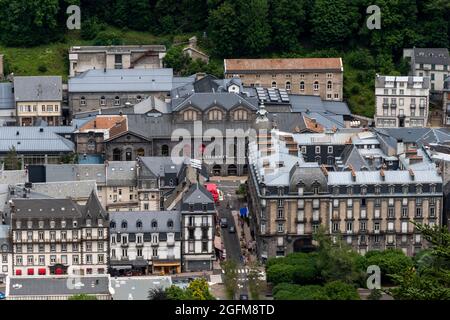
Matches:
[[196, 73, 206, 81], [320, 165, 328, 177], [93, 120, 97, 129], [380, 169, 385, 181], [409, 169, 415, 180]]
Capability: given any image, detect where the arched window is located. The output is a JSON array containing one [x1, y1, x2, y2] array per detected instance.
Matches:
[[125, 148, 132, 161], [121, 220, 127, 229], [87, 139, 96, 151], [183, 110, 197, 121], [110, 221, 116, 229], [208, 109, 223, 121], [113, 148, 122, 161], [285, 81, 291, 91], [114, 96, 120, 106], [151, 219, 158, 229], [313, 81, 319, 91], [300, 81, 305, 91], [100, 96, 106, 106], [271, 81, 277, 88], [327, 81, 332, 90], [136, 220, 143, 229], [234, 109, 248, 121], [161, 145, 169, 156], [136, 148, 145, 157], [167, 219, 174, 229], [80, 96, 86, 106]]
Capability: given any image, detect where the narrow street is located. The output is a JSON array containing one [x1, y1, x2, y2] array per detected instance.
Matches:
[[215, 178, 250, 299]]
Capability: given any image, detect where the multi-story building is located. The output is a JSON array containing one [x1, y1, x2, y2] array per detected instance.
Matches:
[[247, 113, 443, 260], [374, 75, 430, 128], [68, 68, 195, 116], [224, 58, 344, 101], [0, 225, 12, 282], [10, 192, 109, 276], [442, 77, 450, 126], [109, 211, 182, 275], [403, 48, 450, 92], [0, 82, 15, 126], [181, 183, 216, 272], [13, 76, 62, 126], [68, 45, 167, 77]]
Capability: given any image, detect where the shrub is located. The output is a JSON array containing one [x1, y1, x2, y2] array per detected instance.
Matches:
[[346, 49, 374, 69], [364, 249, 413, 283], [38, 65, 47, 73], [323, 281, 360, 300], [266, 264, 296, 285], [94, 31, 123, 46]]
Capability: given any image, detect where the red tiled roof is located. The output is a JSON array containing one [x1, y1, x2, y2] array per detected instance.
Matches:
[[225, 58, 342, 72]]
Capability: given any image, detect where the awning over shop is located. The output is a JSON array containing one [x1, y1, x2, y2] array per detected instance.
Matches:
[[27, 268, 34, 275], [15, 270, 22, 276], [111, 265, 132, 270], [38, 268, 46, 275], [55, 267, 63, 275], [214, 236, 223, 251]]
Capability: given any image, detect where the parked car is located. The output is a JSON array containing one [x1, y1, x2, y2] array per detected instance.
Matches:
[[0, 292, 5, 300], [239, 294, 249, 300], [229, 226, 236, 233], [220, 218, 228, 228]]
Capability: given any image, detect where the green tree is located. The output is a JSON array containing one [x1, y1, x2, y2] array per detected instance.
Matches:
[[4, 147, 21, 170], [323, 281, 360, 300], [0, 0, 61, 46], [81, 17, 105, 41], [389, 223, 450, 300], [364, 249, 413, 284], [163, 45, 192, 75], [94, 31, 123, 46], [269, 0, 306, 52], [148, 287, 168, 300], [222, 260, 238, 299], [314, 227, 365, 285], [247, 262, 263, 300], [185, 278, 215, 300], [310, 0, 360, 47], [273, 283, 327, 300], [236, 0, 271, 56], [266, 263, 296, 285], [165, 285, 189, 300], [114, 0, 152, 31], [68, 294, 97, 300], [207, 1, 240, 57]]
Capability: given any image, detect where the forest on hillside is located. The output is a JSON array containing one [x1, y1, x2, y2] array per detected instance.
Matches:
[[0, 0, 448, 117]]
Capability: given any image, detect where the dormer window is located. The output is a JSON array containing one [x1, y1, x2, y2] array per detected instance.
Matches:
[[208, 109, 223, 121], [136, 220, 143, 230], [234, 109, 248, 121], [80, 96, 86, 106], [100, 96, 106, 106], [86, 218, 92, 227], [50, 220, 55, 229], [114, 96, 120, 106], [27, 221, 32, 229], [110, 221, 116, 229], [167, 219, 174, 229], [121, 220, 127, 229], [151, 220, 158, 230], [183, 110, 197, 121], [61, 220, 66, 228]]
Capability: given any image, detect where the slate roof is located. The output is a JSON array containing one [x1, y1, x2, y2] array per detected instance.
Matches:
[[45, 164, 106, 184], [7, 276, 111, 297], [0, 127, 74, 153], [68, 69, 194, 93], [0, 83, 14, 109], [110, 210, 181, 233], [13, 76, 62, 102], [327, 170, 442, 185], [413, 48, 450, 65], [375, 128, 450, 147], [13, 198, 82, 218], [183, 183, 214, 204], [171, 92, 258, 112], [138, 157, 185, 178], [19, 180, 97, 200], [106, 161, 137, 186], [289, 95, 351, 115]]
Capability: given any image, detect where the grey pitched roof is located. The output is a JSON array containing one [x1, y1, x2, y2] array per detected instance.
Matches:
[[45, 164, 106, 184], [0, 127, 74, 153], [12, 198, 82, 218], [106, 161, 137, 186], [110, 210, 181, 233], [375, 128, 450, 147], [19, 180, 97, 200], [289, 95, 351, 115], [0, 83, 14, 109], [8, 276, 111, 297], [68, 69, 194, 93], [183, 183, 214, 204], [413, 48, 450, 65], [171, 92, 258, 111], [13, 76, 62, 102], [133, 96, 172, 114], [138, 157, 185, 177]]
